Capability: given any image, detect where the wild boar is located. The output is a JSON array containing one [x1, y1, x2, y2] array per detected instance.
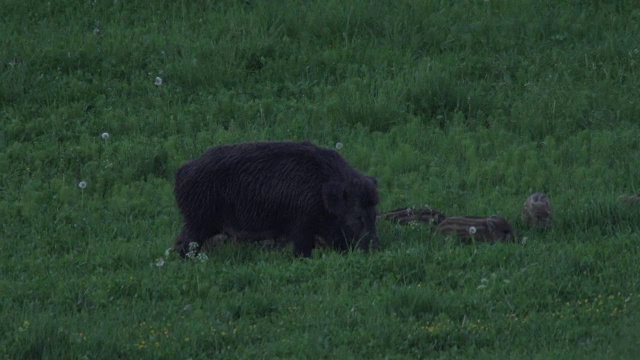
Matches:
[[522, 192, 553, 229], [172, 141, 380, 258], [619, 194, 640, 205], [378, 206, 447, 226], [435, 215, 514, 243]]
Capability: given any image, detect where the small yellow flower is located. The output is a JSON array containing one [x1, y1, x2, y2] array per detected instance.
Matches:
[[18, 320, 30, 332]]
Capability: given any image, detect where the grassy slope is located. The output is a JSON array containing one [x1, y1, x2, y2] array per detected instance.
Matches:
[[2, 0, 640, 358]]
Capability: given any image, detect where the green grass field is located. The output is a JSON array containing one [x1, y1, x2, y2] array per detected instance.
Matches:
[[2, 0, 640, 358]]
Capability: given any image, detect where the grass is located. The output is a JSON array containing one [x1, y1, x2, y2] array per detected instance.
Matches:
[[2, 0, 640, 358]]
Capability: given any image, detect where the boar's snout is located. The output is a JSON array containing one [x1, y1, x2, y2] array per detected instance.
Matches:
[[368, 233, 380, 249], [355, 232, 380, 251]]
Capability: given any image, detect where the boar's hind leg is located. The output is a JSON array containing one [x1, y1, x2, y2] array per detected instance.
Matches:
[[290, 225, 316, 258]]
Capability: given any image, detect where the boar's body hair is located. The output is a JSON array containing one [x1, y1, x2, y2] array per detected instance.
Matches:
[[174, 141, 379, 257]]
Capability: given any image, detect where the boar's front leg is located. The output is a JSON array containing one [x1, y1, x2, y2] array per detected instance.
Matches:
[[290, 224, 316, 258]]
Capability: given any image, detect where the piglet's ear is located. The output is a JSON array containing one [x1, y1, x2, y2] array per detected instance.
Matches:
[[322, 182, 349, 216], [486, 218, 497, 232]]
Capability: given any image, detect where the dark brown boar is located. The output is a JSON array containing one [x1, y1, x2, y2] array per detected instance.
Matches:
[[435, 216, 514, 243], [173, 141, 380, 258]]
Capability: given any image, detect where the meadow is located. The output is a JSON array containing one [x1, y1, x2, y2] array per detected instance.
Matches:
[[2, 0, 640, 358]]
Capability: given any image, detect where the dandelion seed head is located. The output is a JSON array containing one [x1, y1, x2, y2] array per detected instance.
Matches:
[[154, 77, 163, 86], [101, 132, 110, 140], [335, 142, 343, 150], [155, 258, 165, 267], [468, 226, 477, 234], [78, 181, 87, 189]]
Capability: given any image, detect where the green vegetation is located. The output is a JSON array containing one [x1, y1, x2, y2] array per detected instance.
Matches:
[[2, 0, 640, 358]]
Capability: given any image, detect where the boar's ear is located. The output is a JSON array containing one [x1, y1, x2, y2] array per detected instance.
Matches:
[[359, 177, 380, 206], [322, 182, 349, 216]]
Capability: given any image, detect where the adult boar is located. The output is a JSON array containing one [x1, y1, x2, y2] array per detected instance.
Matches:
[[173, 141, 380, 258]]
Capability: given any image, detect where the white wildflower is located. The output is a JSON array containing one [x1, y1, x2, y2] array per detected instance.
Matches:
[[196, 252, 208, 262], [155, 258, 165, 267], [185, 242, 208, 262], [185, 242, 199, 259]]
